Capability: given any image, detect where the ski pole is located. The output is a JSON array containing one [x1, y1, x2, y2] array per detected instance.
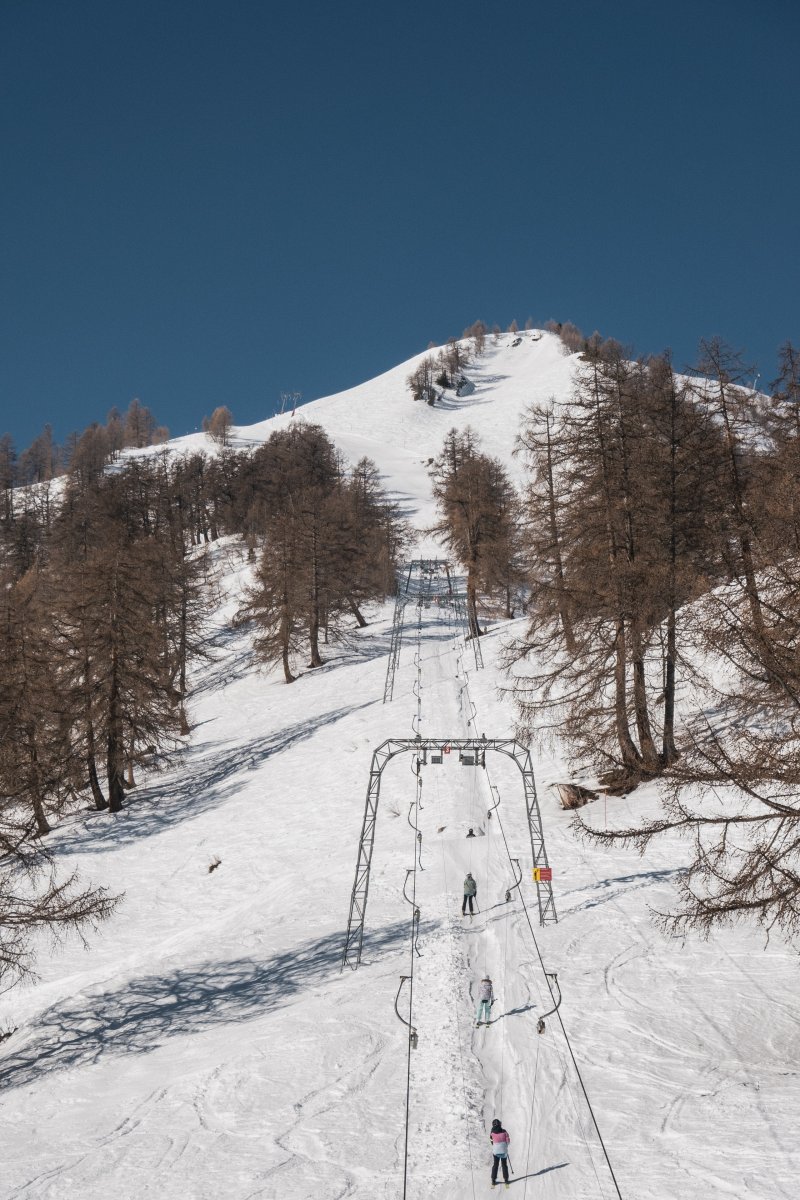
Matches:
[[507, 1155, 514, 1175]]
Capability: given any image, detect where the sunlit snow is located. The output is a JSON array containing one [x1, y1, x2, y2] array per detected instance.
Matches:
[[2, 333, 798, 1200]]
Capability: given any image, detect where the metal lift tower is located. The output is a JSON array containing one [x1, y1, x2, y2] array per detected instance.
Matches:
[[383, 560, 483, 703], [342, 737, 557, 971]]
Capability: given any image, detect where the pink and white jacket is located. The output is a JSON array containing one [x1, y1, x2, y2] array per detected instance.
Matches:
[[490, 1129, 510, 1157]]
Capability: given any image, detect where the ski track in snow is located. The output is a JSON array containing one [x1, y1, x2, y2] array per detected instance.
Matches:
[[2, 334, 799, 1199]]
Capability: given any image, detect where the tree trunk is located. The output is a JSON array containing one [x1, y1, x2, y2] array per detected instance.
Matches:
[[308, 527, 324, 666], [309, 608, 323, 666], [348, 597, 368, 627], [84, 697, 109, 809], [715, 374, 766, 640], [26, 732, 52, 834], [87, 749, 108, 810], [32, 794, 51, 836], [280, 559, 296, 683], [281, 602, 295, 682], [542, 413, 576, 652], [662, 372, 680, 767], [630, 620, 660, 773], [661, 607, 678, 766], [282, 639, 296, 684], [466, 570, 482, 638], [106, 655, 125, 812], [179, 578, 188, 699], [613, 621, 643, 776]]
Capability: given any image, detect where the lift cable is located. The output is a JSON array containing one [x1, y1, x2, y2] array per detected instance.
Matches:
[[401, 596, 427, 1199], [492, 799, 624, 1200], [456, 665, 622, 1199], [439, 826, 479, 1200], [477, 737, 611, 1196], [401, 772, 420, 1200], [522, 1039, 541, 1200], [499, 872, 510, 1112]]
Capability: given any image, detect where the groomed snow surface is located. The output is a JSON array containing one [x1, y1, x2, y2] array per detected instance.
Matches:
[[2, 334, 799, 1199]]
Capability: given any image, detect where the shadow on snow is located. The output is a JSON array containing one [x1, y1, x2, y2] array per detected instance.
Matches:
[[509, 1163, 570, 1182], [564, 868, 679, 913], [54, 700, 376, 857], [0, 921, 408, 1093]]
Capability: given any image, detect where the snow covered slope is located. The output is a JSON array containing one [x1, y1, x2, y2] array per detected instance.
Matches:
[[137, 330, 576, 550], [2, 334, 799, 1200]]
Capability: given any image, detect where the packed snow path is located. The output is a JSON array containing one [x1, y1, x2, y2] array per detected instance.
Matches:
[[370, 599, 625, 1199]]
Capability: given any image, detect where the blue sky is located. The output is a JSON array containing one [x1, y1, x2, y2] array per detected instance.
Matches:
[[1, 0, 797, 449]]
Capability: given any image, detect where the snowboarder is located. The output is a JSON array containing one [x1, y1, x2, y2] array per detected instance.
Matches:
[[462, 872, 477, 916], [489, 1118, 511, 1187], [476, 976, 494, 1025]]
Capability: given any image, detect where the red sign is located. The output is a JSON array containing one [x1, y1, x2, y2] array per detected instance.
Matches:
[[443, 744, 451, 755], [533, 867, 553, 882]]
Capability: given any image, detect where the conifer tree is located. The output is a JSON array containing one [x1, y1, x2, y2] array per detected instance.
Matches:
[[509, 346, 722, 788], [53, 473, 181, 811], [431, 428, 518, 638]]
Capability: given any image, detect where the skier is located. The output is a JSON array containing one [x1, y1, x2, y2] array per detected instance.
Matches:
[[466, 828, 476, 838], [476, 976, 494, 1026], [462, 872, 477, 916], [489, 1118, 511, 1188]]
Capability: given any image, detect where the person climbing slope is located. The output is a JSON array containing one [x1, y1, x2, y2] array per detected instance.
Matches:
[[476, 976, 494, 1026], [489, 1118, 511, 1188], [462, 872, 477, 916]]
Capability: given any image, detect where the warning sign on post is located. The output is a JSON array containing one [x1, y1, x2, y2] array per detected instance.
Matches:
[[533, 867, 553, 882]]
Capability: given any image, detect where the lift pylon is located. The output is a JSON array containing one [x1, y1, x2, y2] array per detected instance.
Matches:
[[383, 561, 482, 703], [341, 737, 557, 971]]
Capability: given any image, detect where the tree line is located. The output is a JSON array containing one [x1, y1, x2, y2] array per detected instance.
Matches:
[[430, 427, 523, 636], [237, 423, 406, 681], [1, 398, 171, 492], [427, 324, 800, 938], [502, 333, 800, 938], [0, 420, 404, 986]]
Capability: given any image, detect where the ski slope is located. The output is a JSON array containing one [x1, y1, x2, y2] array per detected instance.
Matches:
[[2, 333, 799, 1199]]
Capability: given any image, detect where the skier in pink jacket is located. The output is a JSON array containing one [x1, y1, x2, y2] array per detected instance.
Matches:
[[489, 1118, 511, 1188]]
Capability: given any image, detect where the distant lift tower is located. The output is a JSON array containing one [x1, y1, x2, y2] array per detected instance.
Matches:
[[342, 737, 557, 971], [383, 560, 483, 704]]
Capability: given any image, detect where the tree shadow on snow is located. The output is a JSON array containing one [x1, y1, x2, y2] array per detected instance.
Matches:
[[296, 629, 393, 673], [190, 623, 257, 696], [0, 921, 409, 1093], [54, 701, 375, 857], [200, 614, 392, 692], [565, 868, 678, 913]]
